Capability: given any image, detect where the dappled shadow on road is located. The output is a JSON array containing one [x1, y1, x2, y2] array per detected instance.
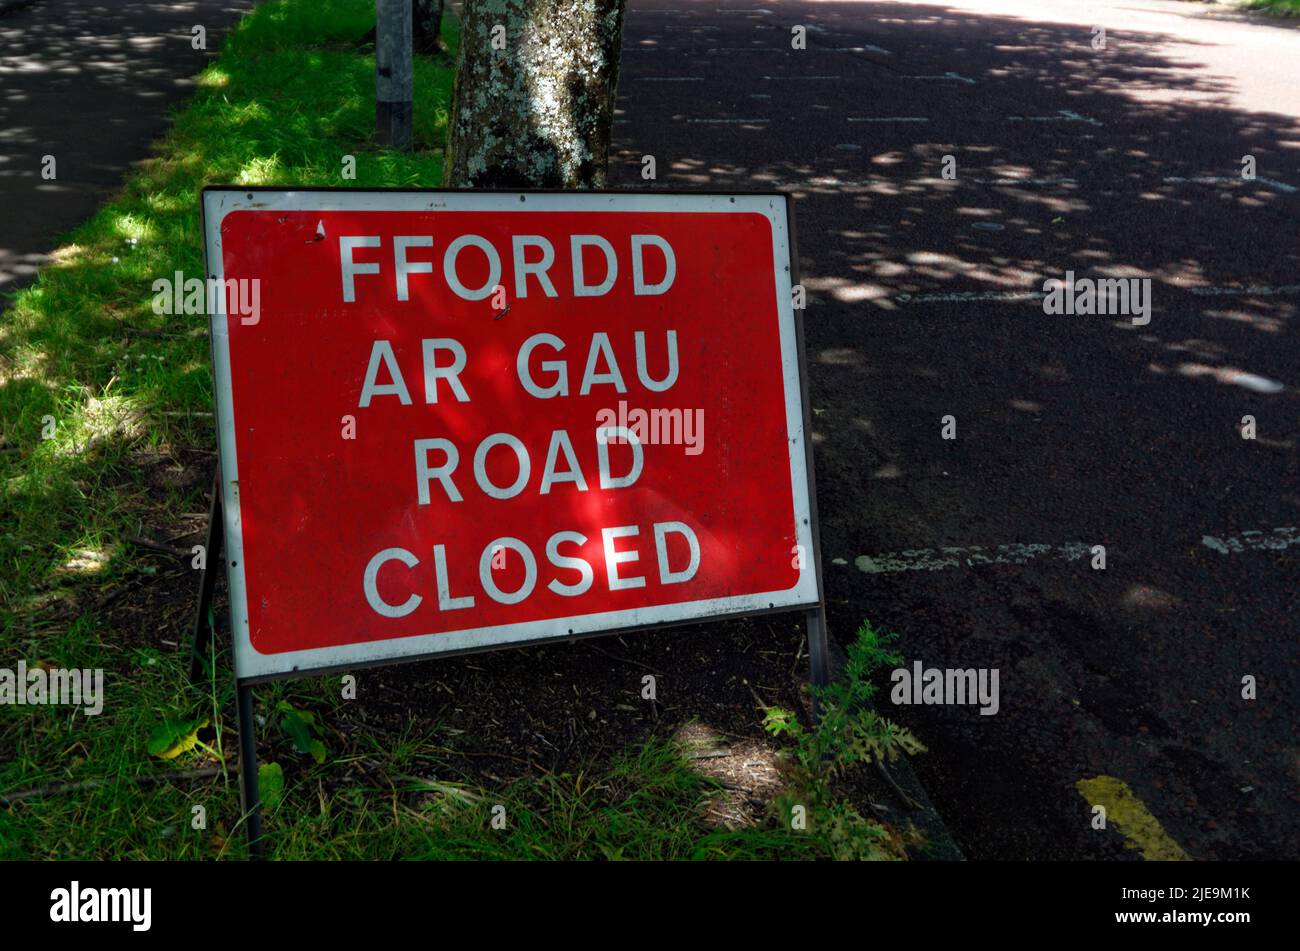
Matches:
[[0, 0, 253, 293], [614, 0, 1300, 859], [614, 0, 1300, 540]]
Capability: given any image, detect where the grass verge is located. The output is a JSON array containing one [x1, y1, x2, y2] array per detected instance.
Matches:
[[0, 0, 921, 859], [1241, 0, 1300, 14], [1210, 0, 1300, 15], [0, 0, 456, 610]]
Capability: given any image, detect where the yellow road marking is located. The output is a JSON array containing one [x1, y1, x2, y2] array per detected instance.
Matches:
[[1076, 775, 1190, 861]]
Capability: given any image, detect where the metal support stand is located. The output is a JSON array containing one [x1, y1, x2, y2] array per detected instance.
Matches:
[[237, 680, 265, 860], [188, 468, 223, 685], [186, 467, 263, 860], [806, 606, 831, 721]]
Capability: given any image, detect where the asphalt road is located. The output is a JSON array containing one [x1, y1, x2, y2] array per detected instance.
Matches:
[[0, 0, 251, 295], [611, 0, 1300, 859]]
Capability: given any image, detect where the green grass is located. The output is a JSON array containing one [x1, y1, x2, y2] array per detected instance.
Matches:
[[1215, 0, 1300, 14], [0, 0, 458, 612], [1246, 0, 1300, 12], [0, 633, 820, 859], [263, 735, 827, 861], [0, 0, 909, 861], [0, 612, 842, 860]]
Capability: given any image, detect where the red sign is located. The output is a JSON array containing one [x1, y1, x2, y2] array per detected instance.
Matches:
[[202, 190, 819, 680]]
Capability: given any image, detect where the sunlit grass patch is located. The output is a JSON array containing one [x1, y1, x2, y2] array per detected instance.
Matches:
[[0, 0, 456, 613], [0, 0, 463, 859]]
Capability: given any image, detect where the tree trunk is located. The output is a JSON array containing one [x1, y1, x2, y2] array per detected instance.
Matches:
[[413, 0, 444, 55], [444, 0, 627, 188]]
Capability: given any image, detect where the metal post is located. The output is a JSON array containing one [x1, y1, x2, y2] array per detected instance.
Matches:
[[375, 0, 413, 149], [237, 681, 265, 860], [806, 607, 831, 720], [188, 468, 224, 685]]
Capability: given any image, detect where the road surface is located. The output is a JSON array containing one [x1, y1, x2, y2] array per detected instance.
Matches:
[[0, 0, 251, 295], [612, 0, 1300, 859]]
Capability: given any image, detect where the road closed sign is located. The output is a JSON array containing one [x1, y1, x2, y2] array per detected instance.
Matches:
[[201, 189, 820, 680]]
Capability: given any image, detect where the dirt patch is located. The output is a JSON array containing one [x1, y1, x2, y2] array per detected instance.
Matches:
[[675, 720, 786, 828], [352, 607, 813, 782]]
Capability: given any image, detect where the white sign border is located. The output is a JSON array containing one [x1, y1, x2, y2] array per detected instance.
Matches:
[[201, 188, 820, 682]]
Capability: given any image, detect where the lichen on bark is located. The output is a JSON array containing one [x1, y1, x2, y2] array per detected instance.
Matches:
[[445, 0, 627, 188]]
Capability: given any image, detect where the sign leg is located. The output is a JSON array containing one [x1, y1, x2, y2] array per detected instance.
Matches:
[[188, 468, 224, 685], [237, 681, 265, 860], [806, 607, 831, 720]]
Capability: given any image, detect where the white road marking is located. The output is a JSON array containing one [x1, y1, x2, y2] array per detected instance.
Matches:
[[1202, 528, 1299, 555], [892, 283, 1298, 308], [1164, 175, 1297, 194], [637, 77, 706, 81], [905, 71, 976, 84], [894, 290, 1044, 303], [1188, 284, 1300, 298], [854, 529, 1300, 574], [829, 45, 892, 54], [1008, 109, 1103, 127], [855, 542, 1094, 573], [686, 117, 770, 123], [847, 116, 929, 123]]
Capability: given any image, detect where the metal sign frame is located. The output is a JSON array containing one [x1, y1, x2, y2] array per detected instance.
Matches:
[[201, 187, 823, 681], [191, 186, 830, 858]]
